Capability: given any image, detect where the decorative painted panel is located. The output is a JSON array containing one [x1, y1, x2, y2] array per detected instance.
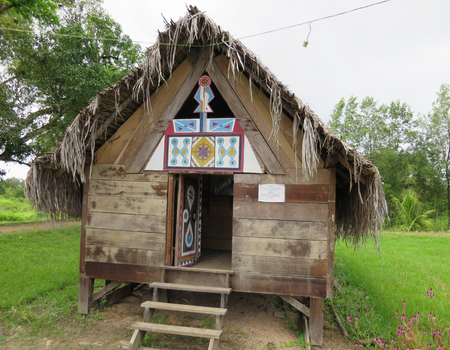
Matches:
[[164, 116, 244, 172], [177, 176, 201, 266]]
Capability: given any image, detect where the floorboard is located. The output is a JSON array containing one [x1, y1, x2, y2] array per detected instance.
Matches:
[[193, 249, 232, 270]]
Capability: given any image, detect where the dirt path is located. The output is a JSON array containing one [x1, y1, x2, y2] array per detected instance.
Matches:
[[2, 289, 352, 350], [0, 220, 81, 234]]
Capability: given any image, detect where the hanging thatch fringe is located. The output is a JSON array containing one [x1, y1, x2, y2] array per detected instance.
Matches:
[[25, 5, 387, 246], [25, 163, 82, 219]]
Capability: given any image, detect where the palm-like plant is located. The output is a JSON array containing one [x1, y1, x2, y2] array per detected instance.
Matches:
[[392, 190, 435, 231]]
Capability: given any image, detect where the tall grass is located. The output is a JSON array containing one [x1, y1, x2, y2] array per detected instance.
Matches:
[[333, 233, 450, 344], [0, 226, 81, 335], [0, 197, 45, 224]]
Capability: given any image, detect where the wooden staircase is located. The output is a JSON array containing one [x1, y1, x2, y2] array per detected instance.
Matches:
[[122, 270, 232, 350]]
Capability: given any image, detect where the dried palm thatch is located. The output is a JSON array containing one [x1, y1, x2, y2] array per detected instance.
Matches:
[[25, 5, 387, 246]]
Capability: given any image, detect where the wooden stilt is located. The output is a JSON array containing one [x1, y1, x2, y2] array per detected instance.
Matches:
[[309, 297, 324, 346], [129, 329, 145, 350], [78, 277, 94, 314]]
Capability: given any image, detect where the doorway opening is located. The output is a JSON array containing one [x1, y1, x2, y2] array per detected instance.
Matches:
[[170, 174, 233, 270]]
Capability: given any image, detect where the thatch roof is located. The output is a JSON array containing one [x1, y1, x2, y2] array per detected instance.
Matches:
[[25, 6, 387, 246]]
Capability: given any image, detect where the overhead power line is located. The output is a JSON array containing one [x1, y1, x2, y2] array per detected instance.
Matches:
[[0, 0, 393, 46]]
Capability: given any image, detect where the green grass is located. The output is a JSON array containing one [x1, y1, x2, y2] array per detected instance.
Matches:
[[0, 197, 45, 224], [333, 233, 450, 343], [0, 225, 81, 335]]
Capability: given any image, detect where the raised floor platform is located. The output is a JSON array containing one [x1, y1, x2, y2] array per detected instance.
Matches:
[[191, 249, 232, 270]]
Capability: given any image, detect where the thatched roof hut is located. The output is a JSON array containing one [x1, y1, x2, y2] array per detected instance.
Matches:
[[26, 6, 386, 245], [24, 6, 388, 346]]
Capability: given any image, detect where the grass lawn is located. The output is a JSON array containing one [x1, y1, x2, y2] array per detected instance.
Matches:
[[0, 197, 43, 224], [334, 232, 450, 341], [0, 225, 81, 337]]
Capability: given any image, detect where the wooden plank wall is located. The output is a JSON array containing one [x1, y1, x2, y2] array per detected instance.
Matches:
[[232, 170, 335, 298], [201, 176, 233, 251], [83, 164, 168, 271]]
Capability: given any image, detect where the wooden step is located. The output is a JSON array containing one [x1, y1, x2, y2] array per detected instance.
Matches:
[[141, 301, 227, 316], [131, 322, 222, 339], [162, 265, 234, 275], [149, 282, 231, 295]]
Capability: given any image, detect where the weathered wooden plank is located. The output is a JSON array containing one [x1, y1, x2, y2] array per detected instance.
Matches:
[[94, 102, 143, 164], [233, 201, 328, 222], [165, 269, 228, 288], [89, 179, 167, 198], [202, 216, 233, 230], [85, 245, 165, 266], [327, 168, 336, 299], [310, 297, 324, 346], [232, 255, 327, 277], [202, 228, 232, 240], [87, 212, 166, 233], [207, 58, 285, 175], [88, 195, 167, 216], [234, 183, 328, 203], [131, 322, 222, 339], [166, 173, 176, 266], [91, 280, 124, 302], [205, 204, 233, 218], [213, 56, 297, 170], [91, 164, 168, 182], [234, 170, 331, 185], [230, 273, 327, 298], [78, 277, 93, 314], [116, 59, 194, 171], [85, 262, 162, 283], [232, 236, 327, 259], [80, 163, 91, 276], [150, 282, 232, 294], [86, 228, 166, 250], [252, 85, 325, 168], [141, 301, 227, 316], [128, 49, 212, 173], [233, 218, 327, 241], [202, 238, 232, 251], [279, 295, 311, 318]]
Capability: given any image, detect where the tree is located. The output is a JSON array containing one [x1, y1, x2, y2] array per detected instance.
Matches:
[[329, 96, 418, 225], [421, 83, 450, 229], [0, 0, 144, 167], [0, 0, 59, 24]]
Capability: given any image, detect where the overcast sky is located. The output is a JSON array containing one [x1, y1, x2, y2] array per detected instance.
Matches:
[[4, 0, 450, 179]]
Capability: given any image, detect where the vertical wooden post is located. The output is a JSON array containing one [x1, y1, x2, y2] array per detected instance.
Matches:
[[78, 277, 94, 314], [327, 168, 336, 298], [79, 162, 91, 276], [78, 161, 92, 315], [165, 174, 176, 266], [309, 297, 324, 346]]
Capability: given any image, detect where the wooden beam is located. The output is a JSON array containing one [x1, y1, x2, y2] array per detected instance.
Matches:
[[309, 297, 324, 346], [303, 315, 311, 350], [207, 57, 285, 175], [79, 163, 91, 276], [165, 174, 176, 266], [279, 295, 310, 317], [324, 153, 339, 168], [128, 49, 212, 173], [213, 55, 304, 170], [78, 277, 94, 314], [113, 57, 194, 171], [327, 169, 336, 298], [91, 280, 124, 302]]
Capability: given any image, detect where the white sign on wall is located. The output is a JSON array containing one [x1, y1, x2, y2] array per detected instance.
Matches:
[[258, 184, 285, 203]]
